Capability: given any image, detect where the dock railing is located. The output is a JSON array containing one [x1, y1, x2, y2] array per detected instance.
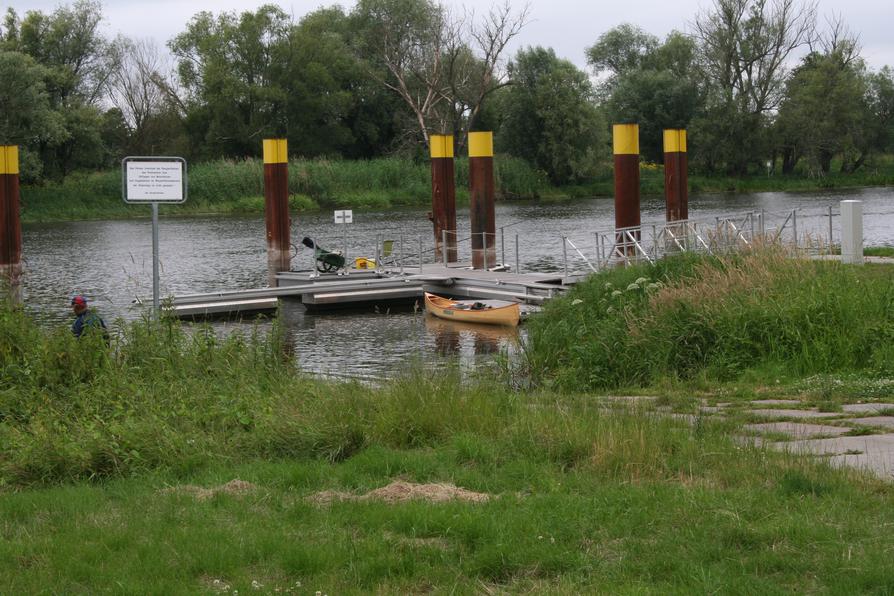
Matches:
[[295, 204, 873, 281]]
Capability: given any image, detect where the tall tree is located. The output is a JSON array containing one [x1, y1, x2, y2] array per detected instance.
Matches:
[[2, 1, 117, 177], [588, 26, 702, 162], [170, 5, 291, 158], [353, 0, 526, 147], [498, 47, 604, 185], [692, 0, 816, 174]]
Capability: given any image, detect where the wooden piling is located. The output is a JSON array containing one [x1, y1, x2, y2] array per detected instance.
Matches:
[[613, 124, 641, 255], [263, 139, 290, 286], [663, 129, 688, 222], [468, 132, 496, 270], [430, 135, 457, 263], [0, 146, 22, 302]]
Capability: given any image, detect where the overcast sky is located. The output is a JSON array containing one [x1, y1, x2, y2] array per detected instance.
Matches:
[[8, 0, 894, 72]]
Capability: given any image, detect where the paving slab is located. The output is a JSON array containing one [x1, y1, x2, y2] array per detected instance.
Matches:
[[768, 434, 894, 480], [743, 422, 850, 439], [747, 408, 842, 420], [733, 435, 766, 448], [841, 403, 894, 414], [750, 399, 802, 406], [848, 416, 894, 429]]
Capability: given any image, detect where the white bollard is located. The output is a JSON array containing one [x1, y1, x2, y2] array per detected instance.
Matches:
[[840, 200, 863, 265]]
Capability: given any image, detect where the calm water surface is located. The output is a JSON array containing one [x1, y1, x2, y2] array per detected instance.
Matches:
[[20, 188, 894, 378]]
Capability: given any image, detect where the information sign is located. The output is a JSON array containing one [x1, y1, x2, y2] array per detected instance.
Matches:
[[334, 209, 353, 224], [122, 157, 187, 204]]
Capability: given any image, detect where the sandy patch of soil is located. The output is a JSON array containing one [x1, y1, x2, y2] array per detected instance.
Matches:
[[308, 480, 491, 505]]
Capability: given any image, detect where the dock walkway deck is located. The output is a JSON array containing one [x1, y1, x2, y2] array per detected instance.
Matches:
[[170, 264, 576, 318]]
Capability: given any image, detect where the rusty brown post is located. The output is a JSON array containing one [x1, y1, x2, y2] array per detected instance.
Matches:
[[263, 139, 290, 285], [664, 129, 688, 222], [0, 146, 23, 303], [430, 134, 457, 263], [613, 124, 641, 255], [468, 131, 496, 270]]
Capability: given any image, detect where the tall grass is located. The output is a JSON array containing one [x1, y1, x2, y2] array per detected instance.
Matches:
[[20, 156, 551, 222], [0, 298, 809, 489], [526, 250, 894, 391]]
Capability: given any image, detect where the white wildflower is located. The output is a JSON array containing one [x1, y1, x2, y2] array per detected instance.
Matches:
[[634, 277, 649, 285], [571, 299, 583, 306], [626, 283, 640, 291], [611, 290, 622, 298]]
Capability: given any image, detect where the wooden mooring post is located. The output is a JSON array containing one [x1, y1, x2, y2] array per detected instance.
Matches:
[[663, 129, 688, 222], [430, 134, 457, 263], [613, 124, 641, 255], [0, 145, 22, 303], [468, 131, 496, 269], [263, 139, 290, 286]]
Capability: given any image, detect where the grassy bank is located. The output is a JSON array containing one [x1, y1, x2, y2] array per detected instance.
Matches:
[[20, 154, 894, 223], [19, 156, 550, 223], [526, 250, 894, 392], [2, 300, 894, 591]]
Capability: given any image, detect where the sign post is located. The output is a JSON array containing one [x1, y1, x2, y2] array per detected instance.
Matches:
[[334, 210, 353, 273], [122, 157, 187, 315]]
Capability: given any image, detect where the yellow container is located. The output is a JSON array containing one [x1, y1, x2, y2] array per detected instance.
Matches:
[[354, 257, 376, 269]]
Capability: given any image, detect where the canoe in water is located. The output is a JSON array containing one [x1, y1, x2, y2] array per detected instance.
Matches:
[[424, 292, 520, 327]]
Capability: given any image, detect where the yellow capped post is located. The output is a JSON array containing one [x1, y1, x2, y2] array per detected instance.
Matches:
[[613, 124, 641, 235], [430, 134, 457, 262], [0, 146, 19, 175], [263, 139, 288, 164], [468, 132, 494, 158], [263, 139, 290, 283], [468, 131, 496, 269], [1, 145, 23, 302], [613, 124, 639, 155], [663, 129, 687, 154], [429, 135, 454, 159], [663, 129, 689, 222]]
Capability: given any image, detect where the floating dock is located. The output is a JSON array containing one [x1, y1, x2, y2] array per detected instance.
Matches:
[[169, 264, 575, 318]]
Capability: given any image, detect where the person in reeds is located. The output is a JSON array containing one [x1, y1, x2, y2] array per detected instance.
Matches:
[[70, 295, 108, 342]]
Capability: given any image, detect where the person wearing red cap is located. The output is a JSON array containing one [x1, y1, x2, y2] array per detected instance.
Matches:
[[71, 295, 108, 341]]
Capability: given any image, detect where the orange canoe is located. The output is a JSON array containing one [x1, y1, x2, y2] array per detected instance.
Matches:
[[424, 292, 520, 327]]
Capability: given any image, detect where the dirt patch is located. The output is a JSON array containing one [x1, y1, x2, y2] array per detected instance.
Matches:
[[308, 480, 491, 505], [162, 479, 258, 501]]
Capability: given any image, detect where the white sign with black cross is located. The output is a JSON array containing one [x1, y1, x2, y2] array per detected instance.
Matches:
[[334, 209, 353, 224]]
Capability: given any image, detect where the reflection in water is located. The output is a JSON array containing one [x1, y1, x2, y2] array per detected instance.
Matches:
[[425, 314, 517, 356], [18, 187, 894, 378]]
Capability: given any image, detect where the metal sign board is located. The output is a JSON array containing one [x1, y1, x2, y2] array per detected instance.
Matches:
[[122, 156, 187, 204], [334, 209, 353, 224]]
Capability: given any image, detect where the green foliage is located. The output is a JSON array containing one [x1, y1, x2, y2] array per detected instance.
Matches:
[[1, 1, 117, 178], [526, 251, 894, 391], [498, 47, 605, 185], [18, 156, 551, 222]]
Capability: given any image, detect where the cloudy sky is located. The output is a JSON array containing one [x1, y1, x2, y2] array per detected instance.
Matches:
[[8, 0, 894, 71]]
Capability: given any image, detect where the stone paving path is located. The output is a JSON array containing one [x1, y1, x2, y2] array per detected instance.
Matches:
[[701, 400, 894, 481]]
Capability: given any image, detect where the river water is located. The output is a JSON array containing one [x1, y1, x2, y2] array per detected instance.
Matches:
[[17, 187, 894, 378]]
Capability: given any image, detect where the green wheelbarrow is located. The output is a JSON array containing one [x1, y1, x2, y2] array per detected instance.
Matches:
[[302, 237, 346, 273]]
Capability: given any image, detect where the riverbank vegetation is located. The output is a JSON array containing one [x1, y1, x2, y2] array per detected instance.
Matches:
[[526, 250, 894, 391], [2, 0, 893, 201], [3, 249, 894, 591], [19, 153, 894, 223]]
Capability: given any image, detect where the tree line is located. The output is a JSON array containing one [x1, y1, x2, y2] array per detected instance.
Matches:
[[1, 0, 892, 186]]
